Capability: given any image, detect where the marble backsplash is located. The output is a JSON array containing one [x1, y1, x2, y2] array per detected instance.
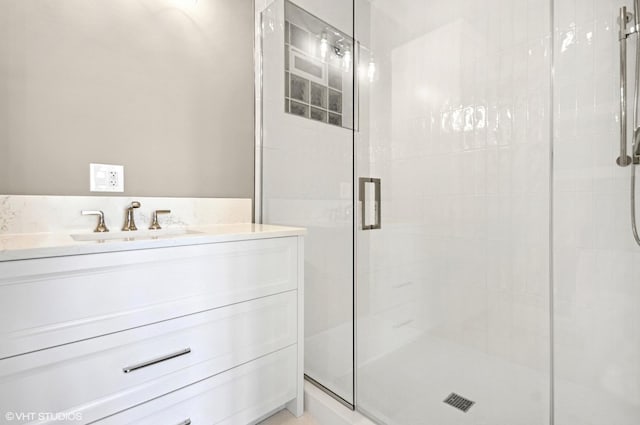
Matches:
[[0, 195, 252, 235]]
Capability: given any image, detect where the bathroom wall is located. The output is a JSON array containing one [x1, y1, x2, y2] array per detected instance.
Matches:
[[553, 1, 640, 423], [0, 0, 254, 198]]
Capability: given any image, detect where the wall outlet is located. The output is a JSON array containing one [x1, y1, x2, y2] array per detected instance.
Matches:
[[90, 163, 124, 192]]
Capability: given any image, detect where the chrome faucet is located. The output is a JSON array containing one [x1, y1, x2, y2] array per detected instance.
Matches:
[[122, 201, 141, 231]]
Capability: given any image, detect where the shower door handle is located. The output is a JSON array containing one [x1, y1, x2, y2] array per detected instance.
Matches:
[[359, 178, 381, 230]]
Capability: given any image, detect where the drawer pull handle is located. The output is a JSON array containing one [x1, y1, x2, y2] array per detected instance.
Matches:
[[123, 348, 191, 374], [177, 420, 191, 425]]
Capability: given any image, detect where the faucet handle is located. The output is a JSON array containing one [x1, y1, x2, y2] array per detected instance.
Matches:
[[149, 210, 171, 230], [82, 210, 109, 233]]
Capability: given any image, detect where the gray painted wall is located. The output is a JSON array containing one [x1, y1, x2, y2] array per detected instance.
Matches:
[[0, 0, 254, 198]]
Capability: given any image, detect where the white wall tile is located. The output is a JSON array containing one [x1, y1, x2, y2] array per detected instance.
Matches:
[[554, 0, 640, 422]]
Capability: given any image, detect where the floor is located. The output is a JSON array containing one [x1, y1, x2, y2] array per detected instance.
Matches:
[[260, 410, 319, 425]]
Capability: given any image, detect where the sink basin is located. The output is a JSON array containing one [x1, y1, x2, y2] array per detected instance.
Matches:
[[71, 228, 202, 242]]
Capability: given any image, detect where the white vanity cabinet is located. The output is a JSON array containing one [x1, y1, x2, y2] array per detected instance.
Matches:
[[0, 229, 304, 425]]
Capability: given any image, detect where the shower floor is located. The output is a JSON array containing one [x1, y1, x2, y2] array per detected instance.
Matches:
[[356, 333, 549, 425], [307, 317, 640, 425], [354, 333, 639, 425]]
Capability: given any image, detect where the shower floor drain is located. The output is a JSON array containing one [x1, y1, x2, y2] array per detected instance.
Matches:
[[444, 393, 475, 413]]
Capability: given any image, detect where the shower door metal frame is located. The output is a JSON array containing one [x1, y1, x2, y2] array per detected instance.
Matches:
[[254, 0, 358, 411]]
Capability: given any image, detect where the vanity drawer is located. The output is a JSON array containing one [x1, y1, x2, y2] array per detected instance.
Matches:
[[0, 291, 297, 425], [95, 345, 297, 425], [0, 236, 298, 359]]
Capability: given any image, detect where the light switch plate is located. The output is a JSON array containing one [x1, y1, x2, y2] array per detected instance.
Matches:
[[90, 163, 124, 192]]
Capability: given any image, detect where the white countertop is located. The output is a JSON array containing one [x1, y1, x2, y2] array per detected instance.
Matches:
[[0, 224, 306, 262]]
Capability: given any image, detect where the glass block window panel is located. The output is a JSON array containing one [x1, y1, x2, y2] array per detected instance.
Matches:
[[310, 107, 328, 122], [328, 89, 342, 113], [290, 24, 309, 53], [283, 1, 353, 130], [293, 54, 324, 80], [310, 82, 327, 109], [328, 112, 342, 127], [290, 74, 309, 103], [290, 100, 309, 118]]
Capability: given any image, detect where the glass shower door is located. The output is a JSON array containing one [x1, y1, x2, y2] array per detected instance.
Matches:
[[354, 0, 553, 423], [259, 0, 355, 405]]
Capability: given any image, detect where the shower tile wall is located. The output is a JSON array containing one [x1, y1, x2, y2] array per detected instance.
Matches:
[[356, 0, 552, 423], [553, 1, 640, 424]]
